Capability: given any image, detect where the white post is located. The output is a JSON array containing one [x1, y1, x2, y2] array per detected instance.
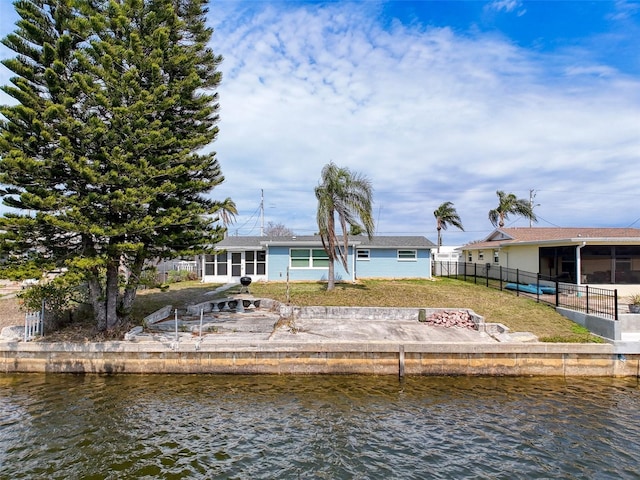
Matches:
[[576, 242, 586, 286], [174, 309, 179, 342], [40, 299, 45, 336], [199, 308, 204, 338]]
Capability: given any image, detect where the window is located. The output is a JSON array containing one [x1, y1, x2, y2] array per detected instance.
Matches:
[[290, 248, 329, 268], [357, 249, 370, 260], [291, 249, 310, 268], [204, 252, 227, 276], [312, 249, 329, 267], [398, 249, 417, 261], [245, 250, 266, 275], [493, 250, 499, 263], [468, 251, 472, 262], [478, 250, 484, 261]]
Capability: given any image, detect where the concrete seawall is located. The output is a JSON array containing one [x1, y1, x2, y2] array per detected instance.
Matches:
[[1, 341, 638, 377]]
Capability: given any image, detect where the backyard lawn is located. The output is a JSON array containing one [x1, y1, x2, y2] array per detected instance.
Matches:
[[0, 277, 602, 343], [135, 277, 601, 343]]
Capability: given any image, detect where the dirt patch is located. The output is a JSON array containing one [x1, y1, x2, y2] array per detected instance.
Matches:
[[0, 296, 25, 331]]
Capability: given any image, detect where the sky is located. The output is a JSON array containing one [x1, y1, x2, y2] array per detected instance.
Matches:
[[1, 0, 639, 246]]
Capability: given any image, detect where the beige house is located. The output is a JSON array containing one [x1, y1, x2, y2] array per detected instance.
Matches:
[[460, 227, 640, 286]]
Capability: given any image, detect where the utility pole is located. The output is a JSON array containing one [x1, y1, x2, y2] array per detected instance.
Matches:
[[260, 189, 265, 236], [529, 189, 539, 227]]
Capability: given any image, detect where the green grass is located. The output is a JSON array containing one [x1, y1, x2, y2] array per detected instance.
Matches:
[[131, 278, 603, 343]]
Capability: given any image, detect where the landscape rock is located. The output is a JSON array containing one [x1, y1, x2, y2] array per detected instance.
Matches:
[[423, 310, 477, 330], [0, 325, 24, 341]]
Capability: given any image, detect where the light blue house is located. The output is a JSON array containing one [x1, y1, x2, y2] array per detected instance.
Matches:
[[200, 235, 435, 283]]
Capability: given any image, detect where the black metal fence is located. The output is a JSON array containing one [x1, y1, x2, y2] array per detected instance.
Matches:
[[434, 261, 619, 320]]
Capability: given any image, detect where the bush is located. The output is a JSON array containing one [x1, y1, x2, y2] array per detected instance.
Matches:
[[18, 273, 89, 329], [166, 269, 198, 283], [138, 267, 161, 289]]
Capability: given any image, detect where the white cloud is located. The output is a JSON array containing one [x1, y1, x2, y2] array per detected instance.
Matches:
[[1, 1, 638, 245], [607, 0, 640, 21], [485, 0, 526, 16], [206, 3, 640, 243]]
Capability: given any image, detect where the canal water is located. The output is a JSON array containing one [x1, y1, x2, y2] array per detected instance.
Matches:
[[1, 374, 639, 479]]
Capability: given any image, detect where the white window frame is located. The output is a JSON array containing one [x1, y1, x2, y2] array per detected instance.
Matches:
[[478, 250, 484, 261], [204, 252, 228, 276], [468, 251, 472, 262], [356, 249, 370, 260], [397, 249, 417, 261], [493, 250, 499, 263], [245, 250, 267, 275]]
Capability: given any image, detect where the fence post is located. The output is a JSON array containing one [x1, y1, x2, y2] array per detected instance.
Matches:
[[41, 299, 45, 337], [536, 274, 540, 303], [555, 278, 559, 307], [474, 263, 477, 284], [585, 286, 589, 314], [499, 266, 503, 290], [516, 269, 520, 296], [614, 289, 618, 320]]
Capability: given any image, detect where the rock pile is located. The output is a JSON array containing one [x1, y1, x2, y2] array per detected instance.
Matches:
[[422, 310, 477, 330]]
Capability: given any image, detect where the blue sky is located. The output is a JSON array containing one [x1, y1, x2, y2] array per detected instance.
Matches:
[[1, 0, 640, 245]]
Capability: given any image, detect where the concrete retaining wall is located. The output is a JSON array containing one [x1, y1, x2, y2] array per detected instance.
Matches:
[[557, 307, 619, 340], [556, 308, 640, 343], [1, 341, 638, 377], [281, 306, 486, 332], [619, 313, 640, 334]]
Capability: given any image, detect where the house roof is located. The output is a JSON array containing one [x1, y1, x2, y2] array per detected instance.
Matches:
[[217, 235, 435, 249], [463, 227, 640, 250]]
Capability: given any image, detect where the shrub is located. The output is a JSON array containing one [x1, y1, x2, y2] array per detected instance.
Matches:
[[18, 273, 89, 329], [138, 267, 161, 289], [166, 269, 198, 283]]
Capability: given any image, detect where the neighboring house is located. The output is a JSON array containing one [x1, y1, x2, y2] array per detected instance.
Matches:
[[460, 227, 640, 285], [200, 235, 435, 283], [431, 246, 461, 263]]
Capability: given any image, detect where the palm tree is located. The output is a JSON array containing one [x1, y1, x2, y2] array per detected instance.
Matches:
[[488, 190, 537, 228], [433, 202, 464, 253], [213, 197, 238, 227], [315, 162, 374, 290]]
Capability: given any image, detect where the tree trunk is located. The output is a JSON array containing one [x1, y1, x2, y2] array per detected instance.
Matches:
[[88, 272, 107, 331], [105, 261, 119, 330], [119, 251, 146, 322], [327, 257, 335, 291], [437, 227, 442, 253], [326, 210, 336, 290]]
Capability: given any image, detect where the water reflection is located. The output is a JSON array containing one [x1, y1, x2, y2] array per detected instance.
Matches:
[[1, 375, 638, 479]]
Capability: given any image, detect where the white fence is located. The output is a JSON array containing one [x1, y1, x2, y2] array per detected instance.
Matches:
[[24, 311, 43, 341], [158, 260, 198, 273]]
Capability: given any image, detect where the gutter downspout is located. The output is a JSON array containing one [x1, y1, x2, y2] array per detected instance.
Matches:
[[576, 242, 586, 286]]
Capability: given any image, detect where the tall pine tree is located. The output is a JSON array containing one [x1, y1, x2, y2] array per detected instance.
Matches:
[[0, 0, 234, 330]]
